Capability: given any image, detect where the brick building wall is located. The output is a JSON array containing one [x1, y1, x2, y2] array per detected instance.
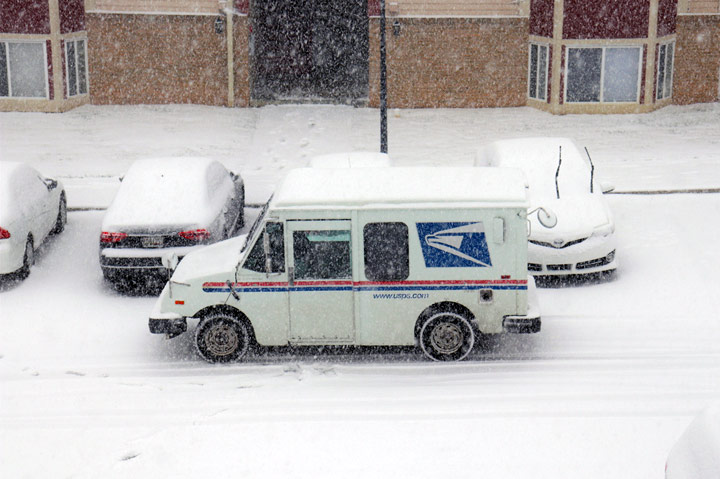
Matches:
[[86, 13, 228, 105], [369, 17, 529, 108], [674, 14, 720, 103], [232, 14, 250, 107]]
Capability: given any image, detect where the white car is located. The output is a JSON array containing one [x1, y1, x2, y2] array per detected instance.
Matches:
[[665, 404, 720, 478], [477, 137, 617, 277], [99, 157, 244, 291], [0, 162, 67, 279]]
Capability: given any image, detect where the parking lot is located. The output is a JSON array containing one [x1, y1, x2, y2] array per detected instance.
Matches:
[[2, 104, 720, 478]]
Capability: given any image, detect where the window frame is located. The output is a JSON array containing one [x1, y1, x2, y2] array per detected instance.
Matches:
[[656, 41, 675, 101], [528, 42, 549, 101], [0, 40, 49, 99], [241, 222, 285, 274], [65, 38, 89, 98], [564, 45, 643, 104]]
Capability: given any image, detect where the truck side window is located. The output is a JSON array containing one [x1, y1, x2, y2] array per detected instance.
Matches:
[[242, 222, 285, 273], [363, 222, 409, 281], [293, 230, 351, 280]]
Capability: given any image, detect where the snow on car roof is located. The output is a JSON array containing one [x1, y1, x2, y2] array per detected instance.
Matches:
[[102, 157, 231, 229], [476, 137, 595, 198], [309, 151, 392, 168], [273, 167, 528, 209]]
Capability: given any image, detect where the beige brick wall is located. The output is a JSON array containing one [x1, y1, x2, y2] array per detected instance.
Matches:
[[674, 15, 720, 104], [369, 17, 528, 108], [678, 0, 720, 14], [233, 15, 250, 107], [87, 13, 228, 105], [387, 0, 529, 17]]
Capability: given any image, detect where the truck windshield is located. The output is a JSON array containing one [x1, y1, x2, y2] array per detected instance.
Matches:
[[241, 195, 273, 253]]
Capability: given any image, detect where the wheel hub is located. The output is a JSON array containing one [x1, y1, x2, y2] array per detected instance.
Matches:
[[205, 324, 239, 357], [430, 322, 463, 354]]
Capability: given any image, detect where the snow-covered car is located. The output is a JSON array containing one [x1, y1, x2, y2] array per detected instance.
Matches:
[[308, 151, 392, 168], [99, 157, 244, 290], [0, 162, 67, 280], [665, 404, 720, 479], [476, 137, 617, 277]]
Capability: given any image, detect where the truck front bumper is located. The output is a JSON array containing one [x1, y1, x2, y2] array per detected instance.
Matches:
[[149, 316, 187, 337]]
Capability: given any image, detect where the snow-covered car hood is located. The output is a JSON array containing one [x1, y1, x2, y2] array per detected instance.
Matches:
[[170, 234, 247, 284], [528, 193, 613, 243]]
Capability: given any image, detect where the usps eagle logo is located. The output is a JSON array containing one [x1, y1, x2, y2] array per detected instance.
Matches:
[[416, 222, 492, 268]]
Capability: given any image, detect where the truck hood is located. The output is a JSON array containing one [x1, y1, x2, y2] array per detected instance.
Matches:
[[170, 234, 247, 284]]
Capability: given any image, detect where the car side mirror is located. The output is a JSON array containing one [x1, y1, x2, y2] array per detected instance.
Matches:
[[44, 178, 58, 191], [600, 181, 615, 193]]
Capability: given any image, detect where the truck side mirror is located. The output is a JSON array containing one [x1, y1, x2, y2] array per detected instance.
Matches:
[[162, 252, 179, 273], [528, 207, 557, 229]]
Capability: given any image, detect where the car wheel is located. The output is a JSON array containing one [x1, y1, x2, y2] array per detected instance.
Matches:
[[50, 193, 67, 235], [419, 311, 475, 361], [18, 237, 34, 280], [195, 313, 251, 363]]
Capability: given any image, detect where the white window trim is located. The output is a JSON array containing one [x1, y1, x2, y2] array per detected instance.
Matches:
[[0, 40, 50, 100], [656, 40, 675, 101], [64, 38, 89, 98], [528, 42, 549, 101], [564, 45, 643, 104]]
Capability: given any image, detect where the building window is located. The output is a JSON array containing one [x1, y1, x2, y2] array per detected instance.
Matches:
[[528, 43, 549, 101], [0, 41, 48, 98], [65, 39, 88, 97], [363, 222, 409, 281], [656, 41, 674, 100], [566, 46, 642, 103]]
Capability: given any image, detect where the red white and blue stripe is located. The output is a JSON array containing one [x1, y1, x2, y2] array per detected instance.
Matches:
[[202, 279, 527, 293]]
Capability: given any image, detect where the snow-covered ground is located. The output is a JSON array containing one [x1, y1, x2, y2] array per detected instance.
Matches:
[[1, 103, 719, 207], [1, 104, 719, 478]]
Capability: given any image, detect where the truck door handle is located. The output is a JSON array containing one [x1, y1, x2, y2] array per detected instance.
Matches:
[[288, 266, 294, 287]]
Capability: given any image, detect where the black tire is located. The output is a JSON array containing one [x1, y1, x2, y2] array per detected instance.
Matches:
[[195, 313, 251, 363], [419, 312, 475, 361], [50, 194, 67, 235], [18, 237, 34, 280]]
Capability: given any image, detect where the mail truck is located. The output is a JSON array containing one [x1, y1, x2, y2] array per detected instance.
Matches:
[[149, 167, 540, 362]]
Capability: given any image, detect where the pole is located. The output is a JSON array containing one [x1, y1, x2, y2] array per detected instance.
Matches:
[[379, 0, 388, 153]]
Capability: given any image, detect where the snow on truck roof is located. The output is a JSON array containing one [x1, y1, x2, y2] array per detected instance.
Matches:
[[309, 152, 392, 168], [273, 167, 528, 209]]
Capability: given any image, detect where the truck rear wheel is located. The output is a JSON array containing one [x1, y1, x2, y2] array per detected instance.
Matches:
[[419, 312, 475, 361], [195, 313, 251, 363]]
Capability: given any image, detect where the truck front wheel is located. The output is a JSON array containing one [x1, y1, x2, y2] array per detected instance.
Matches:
[[195, 313, 251, 363], [419, 312, 475, 361]]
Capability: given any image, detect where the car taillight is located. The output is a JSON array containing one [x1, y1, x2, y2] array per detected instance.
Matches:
[[100, 232, 127, 243], [178, 229, 211, 241], [0, 227, 10, 239]]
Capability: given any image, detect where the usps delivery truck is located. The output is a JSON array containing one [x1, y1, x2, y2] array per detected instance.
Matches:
[[149, 167, 540, 362]]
